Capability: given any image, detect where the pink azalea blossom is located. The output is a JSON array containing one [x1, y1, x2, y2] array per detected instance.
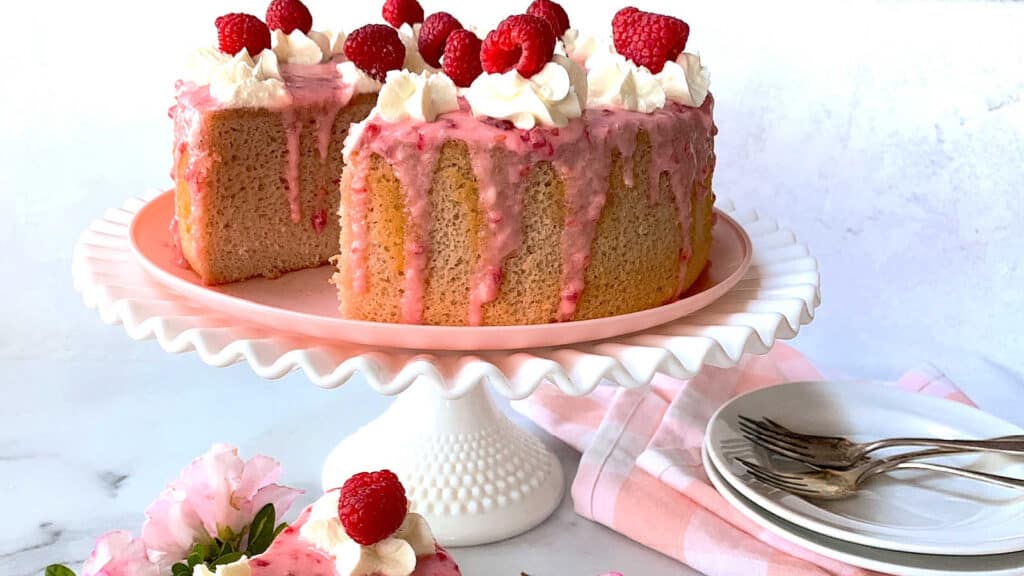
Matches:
[[81, 531, 160, 576], [142, 443, 302, 564]]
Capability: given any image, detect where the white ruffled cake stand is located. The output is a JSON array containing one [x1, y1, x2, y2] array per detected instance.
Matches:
[[73, 191, 819, 546]]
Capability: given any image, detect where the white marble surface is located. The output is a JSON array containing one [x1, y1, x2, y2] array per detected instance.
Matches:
[[2, 0, 1023, 575]]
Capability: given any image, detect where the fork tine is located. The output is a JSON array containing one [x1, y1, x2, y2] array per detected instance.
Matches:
[[739, 424, 816, 457], [740, 428, 815, 461], [739, 467, 820, 497], [740, 430, 818, 464], [748, 473, 821, 497], [739, 419, 812, 449], [736, 459, 811, 488], [736, 459, 821, 496], [762, 416, 844, 442]]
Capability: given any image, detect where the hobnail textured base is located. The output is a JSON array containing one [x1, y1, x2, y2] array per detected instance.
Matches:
[[322, 382, 564, 546]]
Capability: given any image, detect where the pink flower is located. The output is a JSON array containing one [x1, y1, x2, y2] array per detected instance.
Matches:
[[81, 531, 159, 576], [142, 443, 302, 564]]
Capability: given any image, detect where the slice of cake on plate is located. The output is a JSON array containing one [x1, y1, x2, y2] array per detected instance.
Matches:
[[335, 6, 715, 325], [171, 0, 426, 284]]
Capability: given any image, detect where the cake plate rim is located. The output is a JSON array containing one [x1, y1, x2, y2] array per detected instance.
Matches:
[[73, 190, 819, 399], [128, 190, 754, 352]]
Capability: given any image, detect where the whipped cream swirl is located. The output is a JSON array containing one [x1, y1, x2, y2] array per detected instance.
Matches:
[[337, 61, 385, 94], [655, 52, 710, 108], [272, 29, 340, 65], [464, 54, 587, 129], [560, 29, 606, 66], [182, 47, 291, 108], [586, 51, 665, 113], [375, 70, 459, 123], [586, 50, 710, 111], [299, 490, 435, 576]]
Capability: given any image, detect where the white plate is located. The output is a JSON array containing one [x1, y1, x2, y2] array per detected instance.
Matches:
[[705, 381, 1024, 556], [703, 445, 1024, 576]]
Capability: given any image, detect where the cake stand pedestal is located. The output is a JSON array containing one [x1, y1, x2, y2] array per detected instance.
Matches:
[[73, 193, 819, 546], [322, 381, 563, 545]]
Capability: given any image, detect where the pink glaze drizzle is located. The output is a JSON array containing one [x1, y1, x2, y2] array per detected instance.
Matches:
[[348, 97, 716, 325], [348, 157, 373, 295], [279, 62, 356, 224], [467, 142, 528, 325], [282, 108, 303, 222], [351, 124, 441, 323], [170, 82, 217, 261]]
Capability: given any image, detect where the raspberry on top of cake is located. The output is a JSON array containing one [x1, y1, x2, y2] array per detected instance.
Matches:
[[335, 1, 716, 327], [195, 470, 460, 576]]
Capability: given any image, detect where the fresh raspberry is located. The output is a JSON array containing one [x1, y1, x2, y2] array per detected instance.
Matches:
[[480, 14, 556, 79], [215, 13, 272, 56], [265, 0, 313, 34], [442, 29, 483, 87], [344, 25, 406, 82], [612, 7, 689, 73], [338, 470, 408, 546], [418, 12, 463, 69], [526, 0, 570, 37], [382, 0, 424, 29]]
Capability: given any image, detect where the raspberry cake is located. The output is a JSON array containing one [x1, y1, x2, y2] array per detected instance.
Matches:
[[171, 0, 715, 327], [336, 5, 715, 325]]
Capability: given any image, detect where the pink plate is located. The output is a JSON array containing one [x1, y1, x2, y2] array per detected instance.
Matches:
[[130, 191, 752, 351]]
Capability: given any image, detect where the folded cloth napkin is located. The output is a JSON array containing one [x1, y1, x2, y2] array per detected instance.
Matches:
[[513, 343, 974, 576]]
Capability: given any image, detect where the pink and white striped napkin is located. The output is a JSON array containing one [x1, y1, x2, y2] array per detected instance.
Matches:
[[513, 343, 974, 576]]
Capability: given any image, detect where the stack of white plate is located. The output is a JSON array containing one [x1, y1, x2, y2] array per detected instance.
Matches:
[[703, 381, 1024, 576]]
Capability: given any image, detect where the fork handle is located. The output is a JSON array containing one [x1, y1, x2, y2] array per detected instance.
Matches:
[[888, 461, 1024, 491], [863, 438, 1024, 457]]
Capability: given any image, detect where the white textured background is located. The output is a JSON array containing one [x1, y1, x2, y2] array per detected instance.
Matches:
[[2, 1, 1023, 575]]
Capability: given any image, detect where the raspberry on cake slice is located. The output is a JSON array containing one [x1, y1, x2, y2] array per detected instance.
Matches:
[[246, 470, 460, 576]]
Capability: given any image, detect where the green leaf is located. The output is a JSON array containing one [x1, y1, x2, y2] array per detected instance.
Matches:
[[213, 551, 244, 566], [171, 563, 192, 576], [187, 548, 204, 567], [272, 522, 289, 539], [45, 566, 76, 576], [245, 503, 278, 556]]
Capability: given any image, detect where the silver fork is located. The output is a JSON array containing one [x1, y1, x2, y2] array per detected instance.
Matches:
[[738, 415, 1024, 469], [738, 448, 1024, 500]]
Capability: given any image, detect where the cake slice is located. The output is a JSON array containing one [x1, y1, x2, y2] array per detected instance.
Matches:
[[245, 470, 461, 576], [170, 4, 419, 284]]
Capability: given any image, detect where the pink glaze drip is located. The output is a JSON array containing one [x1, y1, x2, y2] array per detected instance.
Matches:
[[347, 158, 373, 294], [353, 123, 441, 323], [282, 108, 303, 222], [170, 82, 217, 261], [250, 527, 335, 576], [467, 142, 528, 325], [348, 97, 716, 324], [279, 62, 356, 224]]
